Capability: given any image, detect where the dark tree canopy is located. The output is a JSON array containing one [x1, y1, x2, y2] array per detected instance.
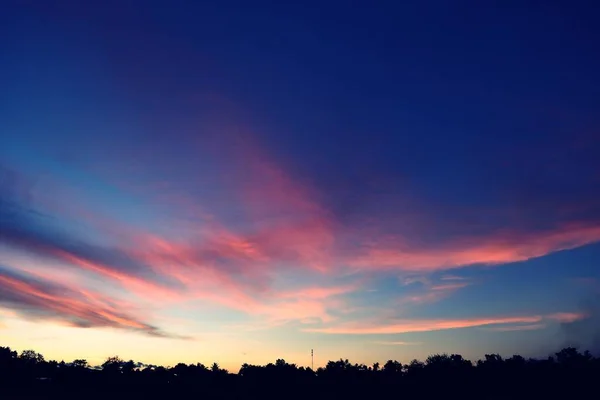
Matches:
[[1, 345, 599, 400]]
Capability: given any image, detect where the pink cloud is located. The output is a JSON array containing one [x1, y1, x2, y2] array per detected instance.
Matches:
[[35, 191, 597, 334], [237, 284, 356, 324], [347, 223, 600, 272], [28, 134, 600, 297], [22, 218, 351, 327], [259, 299, 334, 324], [277, 284, 357, 300], [236, 284, 359, 325], [115, 230, 354, 324], [0, 272, 177, 337], [304, 313, 586, 335], [7, 132, 600, 342], [182, 284, 351, 326], [52, 249, 184, 303], [305, 316, 545, 335], [223, 136, 335, 272], [546, 312, 587, 323], [54, 137, 341, 321], [304, 311, 589, 335]]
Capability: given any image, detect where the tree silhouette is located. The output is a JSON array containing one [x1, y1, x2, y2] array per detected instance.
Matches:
[[0, 344, 597, 400], [20, 349, 45, 364], [72, 359, 88, 369], [383, 359, 402, 375]]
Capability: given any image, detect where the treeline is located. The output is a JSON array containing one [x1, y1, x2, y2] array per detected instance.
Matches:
[[2, 346, 599, 400]]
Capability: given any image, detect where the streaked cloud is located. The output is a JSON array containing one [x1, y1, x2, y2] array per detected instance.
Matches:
[[347, 224, 600, 272], [0, 267, 182, 338], [304, 313, 586, 335], [397, 277, 472, 306], [546, 312, 588, 323], [0, 193, 353, 328], [1, 137, 599, 351], [441, 275, 468, 281], [374, 341, 423, 346], [481, 324, 546, 332]]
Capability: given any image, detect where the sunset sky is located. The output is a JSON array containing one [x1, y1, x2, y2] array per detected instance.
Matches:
[[1, 1, 599, 371]]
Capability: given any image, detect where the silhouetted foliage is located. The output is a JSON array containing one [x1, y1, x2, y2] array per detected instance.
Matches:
[[1, 345, 599, 400]]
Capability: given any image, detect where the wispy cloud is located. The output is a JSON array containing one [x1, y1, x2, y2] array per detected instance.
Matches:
[[0, 171, 347, 328], [397, 277, 472, 306], [346, 224, 600, 272], [2, 139, 600, 347], [0, 195, 354, 328], [0, 267, 184, 338], [277, 284, 357, 300], [480, 324, 546, 332], [374, 341, 422, 346], [304, 313, 587, 335], [441, 275, 468, 281], [304, 316, 544, 335], [546, 312, 587, 323]]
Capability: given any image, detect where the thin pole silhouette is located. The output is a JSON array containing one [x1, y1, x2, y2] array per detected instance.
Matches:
[[311, 349, 314, 371]]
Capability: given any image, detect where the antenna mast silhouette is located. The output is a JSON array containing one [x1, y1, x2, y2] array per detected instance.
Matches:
[[311, 349, 314, 370]]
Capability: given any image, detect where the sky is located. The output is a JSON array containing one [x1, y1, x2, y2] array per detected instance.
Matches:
[[1, 1, 600, 371]]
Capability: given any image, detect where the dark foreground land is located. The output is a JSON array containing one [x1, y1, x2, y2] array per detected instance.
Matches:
[[2, 346, 599, 400]]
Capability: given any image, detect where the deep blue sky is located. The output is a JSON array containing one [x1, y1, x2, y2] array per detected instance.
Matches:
[[1, 1, 599, 368]]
